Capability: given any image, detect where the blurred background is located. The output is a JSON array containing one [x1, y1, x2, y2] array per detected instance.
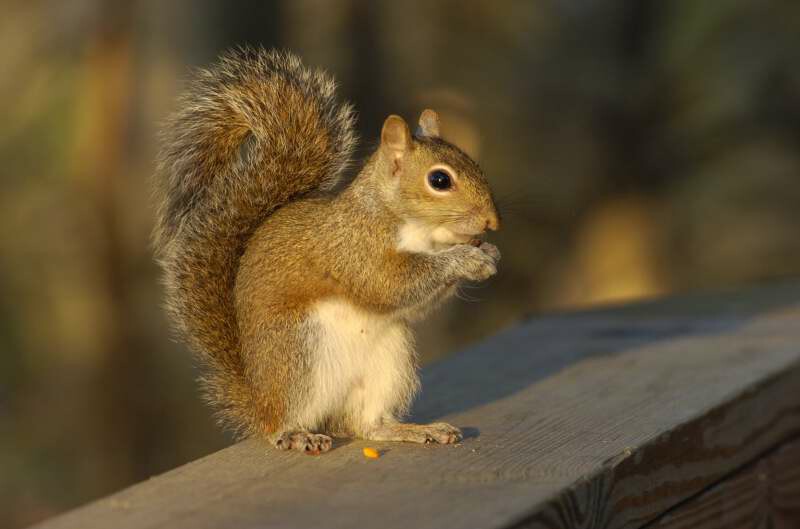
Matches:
[[2, 0, 800, 527]]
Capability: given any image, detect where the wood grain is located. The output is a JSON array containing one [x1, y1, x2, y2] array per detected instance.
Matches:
[[31, 282, 800, 529], [649, 437, 800, 528]]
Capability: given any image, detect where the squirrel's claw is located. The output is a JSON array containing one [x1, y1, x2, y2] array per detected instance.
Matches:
[[274, 431, 333, 455]]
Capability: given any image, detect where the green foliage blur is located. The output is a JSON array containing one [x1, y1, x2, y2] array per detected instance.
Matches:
[[1, 1, 799, 527]]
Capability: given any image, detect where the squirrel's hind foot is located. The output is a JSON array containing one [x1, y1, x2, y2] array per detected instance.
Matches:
[[273, 431, 333, 455], [366, 422, 462, 445]]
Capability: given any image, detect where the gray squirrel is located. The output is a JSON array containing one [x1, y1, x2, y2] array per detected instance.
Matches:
[[153, 47, 500, 454]]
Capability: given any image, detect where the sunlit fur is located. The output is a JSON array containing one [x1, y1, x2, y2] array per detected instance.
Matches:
[[388, 138, 499, 240], [153, 47, 499, 443]]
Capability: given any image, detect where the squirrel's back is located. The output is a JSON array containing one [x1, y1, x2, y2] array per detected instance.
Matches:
[[152, 47, 356, 436]]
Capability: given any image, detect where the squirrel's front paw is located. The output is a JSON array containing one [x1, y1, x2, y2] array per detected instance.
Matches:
[[273, 431, 332, 455], [478, 241, 501, 262], [449, 244, 498, 282]]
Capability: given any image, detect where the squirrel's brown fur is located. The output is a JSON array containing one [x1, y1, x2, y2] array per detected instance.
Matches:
[[154, 47, 500, 451], [153, 48, 356, 437]]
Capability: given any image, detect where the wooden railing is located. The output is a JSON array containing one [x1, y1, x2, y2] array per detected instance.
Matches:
[[32, 282, 800, 529]]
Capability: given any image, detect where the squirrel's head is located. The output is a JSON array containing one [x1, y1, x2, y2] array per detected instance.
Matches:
[[377, 110, 500, 248]]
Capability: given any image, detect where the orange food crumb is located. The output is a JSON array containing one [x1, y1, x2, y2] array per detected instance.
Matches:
[[363, 447, 380, 459]]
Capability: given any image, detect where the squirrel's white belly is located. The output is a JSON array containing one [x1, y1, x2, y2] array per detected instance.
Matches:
[[299, 298, 419, 433]]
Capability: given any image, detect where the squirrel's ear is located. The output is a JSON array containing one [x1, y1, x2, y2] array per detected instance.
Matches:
[[415, 109, 441, 138], [381, 115, 412, 159]]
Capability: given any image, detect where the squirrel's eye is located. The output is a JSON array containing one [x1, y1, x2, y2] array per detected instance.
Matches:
[[427, 170, 452, 191]]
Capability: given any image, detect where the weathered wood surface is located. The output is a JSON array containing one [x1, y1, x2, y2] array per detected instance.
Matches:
[[649, 436, 800, 528], [32, 282, 800, 529]]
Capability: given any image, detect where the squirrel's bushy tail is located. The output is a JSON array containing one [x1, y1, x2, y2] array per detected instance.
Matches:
[[152, 47, 356, 437]]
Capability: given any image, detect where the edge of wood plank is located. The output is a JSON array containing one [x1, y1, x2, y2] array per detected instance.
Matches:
[[29, 281, 800, 529]]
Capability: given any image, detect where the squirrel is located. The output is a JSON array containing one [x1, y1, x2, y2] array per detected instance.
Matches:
[[153, 47, 500, 454]]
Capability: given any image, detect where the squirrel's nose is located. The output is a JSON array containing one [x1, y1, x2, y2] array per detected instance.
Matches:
[[485, 212, 499, 231]]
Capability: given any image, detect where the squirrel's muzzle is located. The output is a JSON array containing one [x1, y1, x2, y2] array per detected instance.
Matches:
[[485, 211, 500, 231]]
